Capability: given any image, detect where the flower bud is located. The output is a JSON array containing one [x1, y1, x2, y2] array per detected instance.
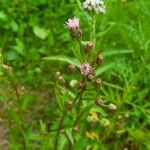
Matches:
[[108, 103, 117, 111], [96, 53, 103, 64], [78, 80, 86, 90], [85, 41, 93, 52], [60, 129, 65, 134], [87, 41, 93, 49], [87, 74, 94, 81], [57, 76, 65, 84], [124, 113, 129, 120], [95, 78, 102, 86], [55, 71, 61, 79], [68, 64, 76, 73], [72, 125, 79, 132], [95, 98, 104, 106], [101, 118, 110, 127], [70, 80, 77, 87], [65, 100, 73, 110]]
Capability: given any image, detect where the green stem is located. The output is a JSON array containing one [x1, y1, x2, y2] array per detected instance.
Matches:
[[92, 14, 96, 50], [72, 77, 86, 131], [77, 39, 84, 62], [54, 111, 66, 150]]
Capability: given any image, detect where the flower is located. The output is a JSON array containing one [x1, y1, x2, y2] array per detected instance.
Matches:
[[83, 0, 106, 14], [80, 63, 92, 76], [87, 109, 99, 123], [65, 17, 80, 29]]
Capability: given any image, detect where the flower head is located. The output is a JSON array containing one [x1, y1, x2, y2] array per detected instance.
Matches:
[[80, 63, 92, 76], [65, 17, 80, 29], [83, 0, 106, 14]]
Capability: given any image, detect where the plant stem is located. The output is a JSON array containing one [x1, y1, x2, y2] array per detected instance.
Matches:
[[54, 77, 86, 150], [92, 14, 96, 50], [77, 39, 84, 62], [72, 77, 86, 132], [54, 111, 66, 150]]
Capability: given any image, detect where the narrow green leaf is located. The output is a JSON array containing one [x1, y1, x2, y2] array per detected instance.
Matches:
[[96, 23, 116, 37], [96, 63, 115, 77], [103, 49, 133, 57], [43, 56, 80, 67], [103, 81, 124, 91], [65, 128, 74, 145]]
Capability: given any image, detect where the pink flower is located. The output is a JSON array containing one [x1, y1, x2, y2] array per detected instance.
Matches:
[[65, 17, 80, 29], [80, 63, 92, 76]]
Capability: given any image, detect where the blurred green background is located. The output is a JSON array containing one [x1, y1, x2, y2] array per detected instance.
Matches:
[[0, 0, 150, 149]]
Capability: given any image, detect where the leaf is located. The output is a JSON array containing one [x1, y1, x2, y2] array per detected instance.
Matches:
[[0, 11, 7, 21], [43, 56, 80, 67], [103, 81, 124, 91], [11, 20, 18, 32], [95, 63, 115, 77], [33, 26, 49, 40], [13, 38, 24, 56], [96, 23, 116, 37], [102, 49, 133, 57], [65, 128, 74, 145]]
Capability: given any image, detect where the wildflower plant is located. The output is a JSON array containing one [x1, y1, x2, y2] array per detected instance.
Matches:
[[44, 0, 118, 149], [43, 0, 135, 149]]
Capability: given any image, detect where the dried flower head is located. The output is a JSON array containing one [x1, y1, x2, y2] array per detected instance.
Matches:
[[65, 17, 80, 29], [83, 0, 106, 14], [80, 63, 92, 76]]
